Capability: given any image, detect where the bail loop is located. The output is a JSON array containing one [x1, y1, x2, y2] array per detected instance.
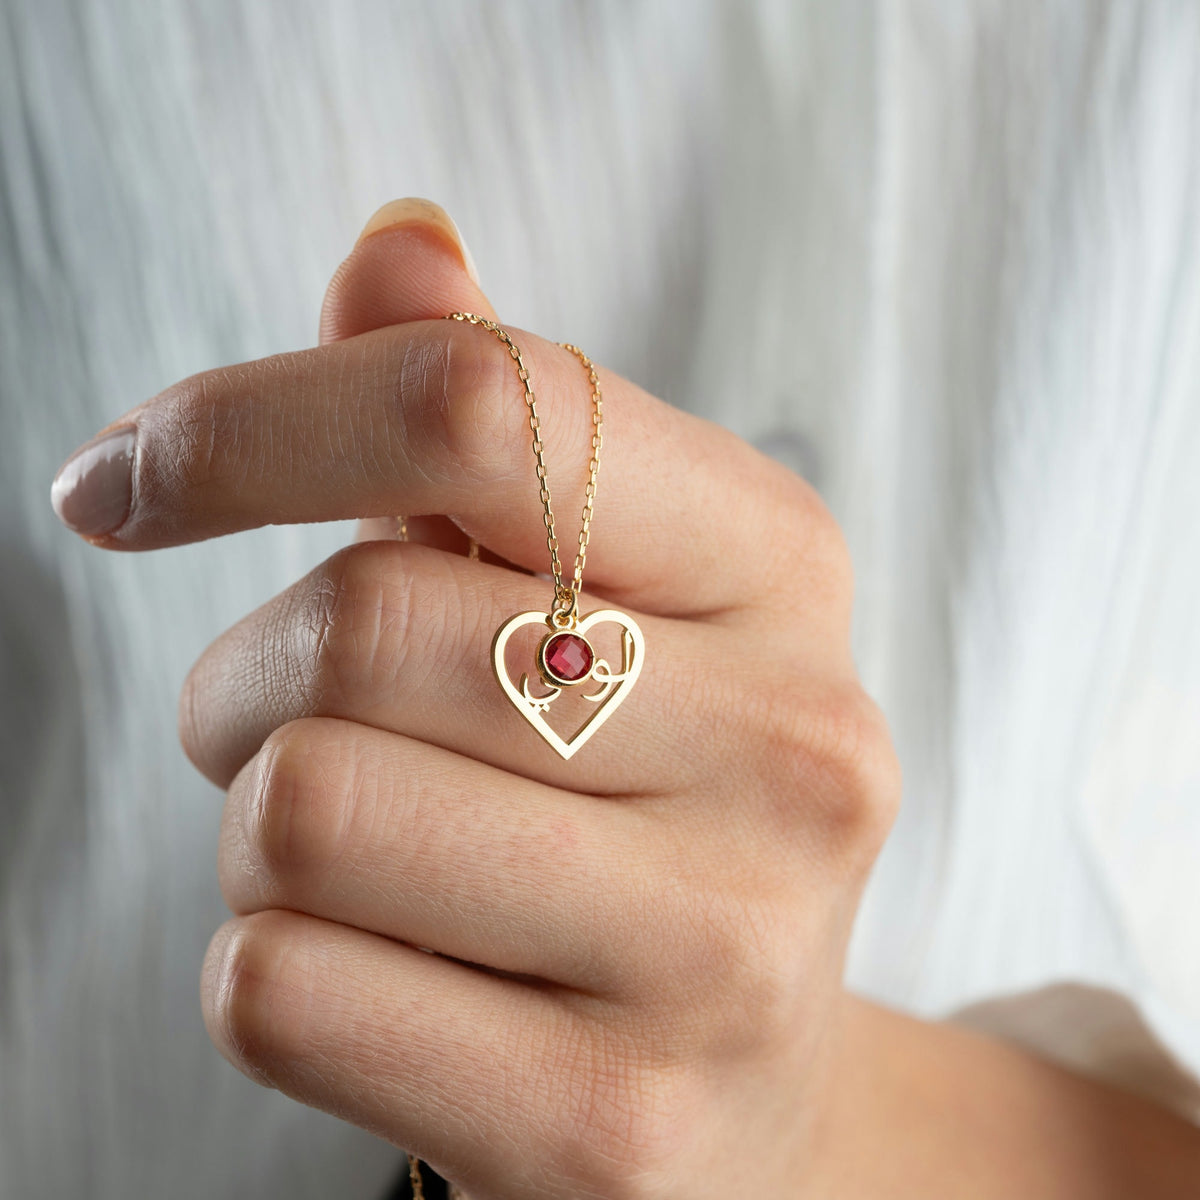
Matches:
[[550, 588, 579, 629]]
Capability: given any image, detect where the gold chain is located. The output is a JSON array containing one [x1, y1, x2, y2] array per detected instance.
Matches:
[[446, 312, 602, 619], [407, 1153, 469, 1200], [407, 1153, 424, 1198]]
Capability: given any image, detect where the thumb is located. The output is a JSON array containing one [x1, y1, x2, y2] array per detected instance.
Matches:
[[321, 198, 502, 555], [319, 197, 497, 345]]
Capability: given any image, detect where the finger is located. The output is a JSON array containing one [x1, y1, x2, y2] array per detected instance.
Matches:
[[179, 538, 747, 795], [322, 199, 501, 558], [319, 196, 497, 342], [201, 908, 612, 1196], [51, 314, 832, 618], [219, 717, 665, 995], [52, 195, 497, 557]]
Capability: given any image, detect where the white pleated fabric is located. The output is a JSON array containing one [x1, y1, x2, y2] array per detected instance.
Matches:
[[1, 2, 1198, 1195]]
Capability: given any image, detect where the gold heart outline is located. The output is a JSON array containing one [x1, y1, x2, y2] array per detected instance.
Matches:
[[491, 608, 645, 760]]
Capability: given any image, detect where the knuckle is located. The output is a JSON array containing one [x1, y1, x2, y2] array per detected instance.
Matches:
[[243, 721, 354, 885], [177, 662, 207, 772], [205, 911, 302, 1081], [299, 541, 404, 709], [774, 476, 855, 607], [437, 324, 527, 481], [760, 680, 902, 850]]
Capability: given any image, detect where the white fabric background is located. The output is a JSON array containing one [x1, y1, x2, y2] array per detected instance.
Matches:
[[2, 2, 1198, 1196]]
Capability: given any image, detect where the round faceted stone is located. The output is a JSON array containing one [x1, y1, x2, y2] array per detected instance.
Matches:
[[541, 631, 594, 685]]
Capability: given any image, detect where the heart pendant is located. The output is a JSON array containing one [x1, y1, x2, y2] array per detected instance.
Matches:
[[491, 607, 645, 759]]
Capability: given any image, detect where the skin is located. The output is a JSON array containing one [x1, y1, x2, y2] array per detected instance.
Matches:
[[54, 201, 1200, 1197]]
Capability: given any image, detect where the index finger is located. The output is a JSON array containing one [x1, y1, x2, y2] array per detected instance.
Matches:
[[50, 317, 832, 617]]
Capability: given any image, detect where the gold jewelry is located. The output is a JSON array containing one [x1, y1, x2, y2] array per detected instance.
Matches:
[[406, 1152, 468, 1200], [446, 312, 644, 760]]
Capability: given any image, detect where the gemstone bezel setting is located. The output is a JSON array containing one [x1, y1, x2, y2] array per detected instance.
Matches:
[[538, 630, 595, 687]]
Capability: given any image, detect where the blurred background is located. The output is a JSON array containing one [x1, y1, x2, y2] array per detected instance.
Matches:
[[2, 2, 1199, 1196]]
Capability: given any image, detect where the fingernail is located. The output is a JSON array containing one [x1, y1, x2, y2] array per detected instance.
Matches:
[[354, 196, 481, 287], [50, 424, 137, 536]]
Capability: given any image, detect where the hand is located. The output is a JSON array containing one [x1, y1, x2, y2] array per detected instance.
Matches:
[[51, 199, 901, 1197]]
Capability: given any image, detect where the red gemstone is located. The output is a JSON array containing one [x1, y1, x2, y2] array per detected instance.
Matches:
[[542, 632, 594, 683]]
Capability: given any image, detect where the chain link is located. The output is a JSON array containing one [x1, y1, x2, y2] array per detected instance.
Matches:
[[407, 1153, 425, 1199], [406, 1153, 469, 1200], [446, 312, 602, 616]]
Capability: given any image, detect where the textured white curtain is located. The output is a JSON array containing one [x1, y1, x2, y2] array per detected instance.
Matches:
[[2, 2, 1198, 1196]]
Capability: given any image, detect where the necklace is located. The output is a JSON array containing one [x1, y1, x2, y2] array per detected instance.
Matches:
[[446, 312, 644, 760]]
